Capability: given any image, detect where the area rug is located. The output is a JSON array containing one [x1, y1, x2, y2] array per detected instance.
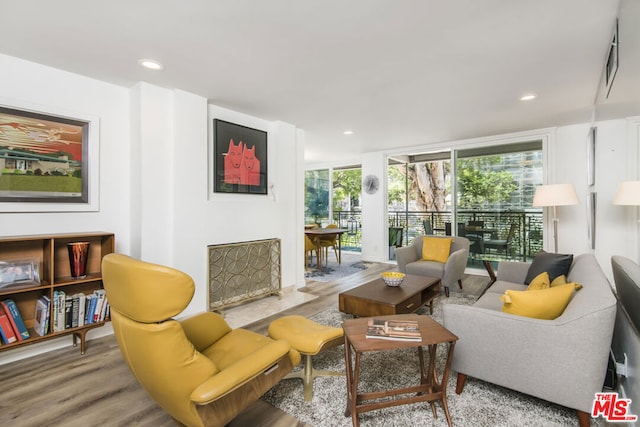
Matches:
[[262, 294, 603, 427], [305, 252, 371, 282]]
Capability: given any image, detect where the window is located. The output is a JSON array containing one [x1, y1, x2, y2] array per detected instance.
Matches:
[[304, 169, 329, 226]]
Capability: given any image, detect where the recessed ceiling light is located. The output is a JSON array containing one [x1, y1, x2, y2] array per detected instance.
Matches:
[[520, 94, 536, 101], [138, 59, 164, 70], [343, 130, 354, 135]]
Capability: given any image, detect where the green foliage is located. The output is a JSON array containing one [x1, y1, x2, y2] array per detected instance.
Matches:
[[305, 170, 330, 224], [387, 165, 405, 205], [457, 157, 517, 208], [332, 169, 361, 210]]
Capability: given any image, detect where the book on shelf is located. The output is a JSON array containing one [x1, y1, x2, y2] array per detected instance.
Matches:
[[64, 297, 73, 329], [365, 318, 422, 342], [93, 289, 106, 322], [53, 290, 66, 332], [34, 295, 51, 337], [0, 303, 18, 344], [0, 299, 30, 340]]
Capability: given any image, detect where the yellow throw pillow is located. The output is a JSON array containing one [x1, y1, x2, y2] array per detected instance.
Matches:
[[500, 283, 575, 320], [527, 272, 550, 290], [550, 274, 566, 287], [422, 237, 452, 263], [550, 274, 583, 290]]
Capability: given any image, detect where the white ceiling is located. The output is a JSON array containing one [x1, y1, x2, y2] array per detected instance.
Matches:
[[0, 0, 635, 165]]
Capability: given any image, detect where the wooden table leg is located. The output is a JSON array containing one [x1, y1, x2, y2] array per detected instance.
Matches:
[[440, 341, 456, 427], [477, 260, 497, 299], [313, 236, 322, 269], [338, 233, 342, 264]]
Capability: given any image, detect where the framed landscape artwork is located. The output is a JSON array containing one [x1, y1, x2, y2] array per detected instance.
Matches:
[[213, 119, 268, 195], [0, 101, 98, 211]]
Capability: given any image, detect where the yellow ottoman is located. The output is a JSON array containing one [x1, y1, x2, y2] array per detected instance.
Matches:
[[269, 315, 344, 401]]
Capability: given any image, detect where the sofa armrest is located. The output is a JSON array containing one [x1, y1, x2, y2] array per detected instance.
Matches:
[[442, 248, 468, 287], [396, 245, 419, 273], [443, 303, 615, 412], [495, 261, 530, 283]]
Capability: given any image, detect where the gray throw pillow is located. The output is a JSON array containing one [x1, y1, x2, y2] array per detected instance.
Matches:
[[524, 251, 574, 285]]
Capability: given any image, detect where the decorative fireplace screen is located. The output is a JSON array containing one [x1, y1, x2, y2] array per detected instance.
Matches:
[[208, 238, 281, 313]]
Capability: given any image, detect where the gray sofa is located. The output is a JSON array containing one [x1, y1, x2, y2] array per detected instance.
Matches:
[[396, 235, 470, 297], [443, 253, 617, 427]]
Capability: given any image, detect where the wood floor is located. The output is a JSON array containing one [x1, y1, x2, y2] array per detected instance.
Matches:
[[0, 260, 487, 427]]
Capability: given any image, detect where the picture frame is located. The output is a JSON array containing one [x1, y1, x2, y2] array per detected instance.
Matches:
[[0, 259, 40, 290], [213, 119, 268, 195], [0, 99, 99, 212], [586, 126, 596, 187], [605, 19, 618, 99]]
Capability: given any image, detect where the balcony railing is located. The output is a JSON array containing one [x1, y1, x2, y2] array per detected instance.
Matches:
[[333, 209, 543, 260]]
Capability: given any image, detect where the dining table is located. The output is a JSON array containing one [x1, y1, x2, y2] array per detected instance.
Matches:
[[304, 227, 348, 269]]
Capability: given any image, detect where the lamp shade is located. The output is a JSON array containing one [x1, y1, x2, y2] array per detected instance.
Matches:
[[613, 181, 640, 206], [532, 184, 579, 207]]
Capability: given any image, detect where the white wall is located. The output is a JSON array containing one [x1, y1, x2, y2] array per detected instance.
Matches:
[[0, 54, 131, 363], [360, 151, 388, 262], [0, 54, 305, 364], [124, 87, 306, 317]]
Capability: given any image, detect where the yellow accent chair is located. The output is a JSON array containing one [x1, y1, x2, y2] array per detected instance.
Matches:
[[102, 253, 300, 427], [305, 235, 318, 269], [319, 223, 339, 265], [269, 315, 344, 402]]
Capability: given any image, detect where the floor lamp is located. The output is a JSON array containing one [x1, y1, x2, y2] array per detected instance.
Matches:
[[614, 181, 640, 208], [532, 184, 579, 253], [614, 181, 640, 261]]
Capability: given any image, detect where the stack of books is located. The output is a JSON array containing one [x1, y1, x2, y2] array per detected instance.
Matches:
[[365, 318, 422, 341], [52, 289, 109, 333], [0, 299, 31, 344]]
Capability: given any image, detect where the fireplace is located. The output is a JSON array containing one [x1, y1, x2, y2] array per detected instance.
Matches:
[[208, 238, 281, 313]]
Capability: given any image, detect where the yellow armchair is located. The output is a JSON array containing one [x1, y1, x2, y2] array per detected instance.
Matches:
[[102, 253, 299, 427]]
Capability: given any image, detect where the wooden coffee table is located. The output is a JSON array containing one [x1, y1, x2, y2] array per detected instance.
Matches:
[[342, 314, 458, 427], [338, 274, 441, 317]]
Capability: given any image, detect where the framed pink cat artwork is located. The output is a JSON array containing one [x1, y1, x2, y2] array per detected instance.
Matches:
[[213, 119, 268, 195]]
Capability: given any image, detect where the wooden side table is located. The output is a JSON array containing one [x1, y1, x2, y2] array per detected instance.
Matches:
[[342, 314, 458, 427]]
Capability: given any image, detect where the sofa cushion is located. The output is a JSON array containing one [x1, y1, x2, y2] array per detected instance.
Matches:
[[422, 237, 452, 263], [500, 283, 575, 319], [406, 260, 445, 278], [524, 251, 573, 285], [484, 280, 528, 295]]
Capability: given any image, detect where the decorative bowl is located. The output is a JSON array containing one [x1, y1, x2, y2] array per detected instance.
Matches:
[[382, 271, 405, 287]]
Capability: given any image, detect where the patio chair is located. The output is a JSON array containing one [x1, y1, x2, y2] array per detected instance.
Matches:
[[483, 223, 517, 255], [423, 219, 433, 235]]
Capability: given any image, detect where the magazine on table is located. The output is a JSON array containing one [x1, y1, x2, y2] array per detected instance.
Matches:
[[365, 318, 421, 341]]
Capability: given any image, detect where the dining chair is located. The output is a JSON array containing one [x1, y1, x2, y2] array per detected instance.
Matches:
[[463, 221, 484, 254], [483, 223, 517, 255], [423, 219, 433, 235], [305, 235, 318, 269], [319, 224, 339, 265]]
